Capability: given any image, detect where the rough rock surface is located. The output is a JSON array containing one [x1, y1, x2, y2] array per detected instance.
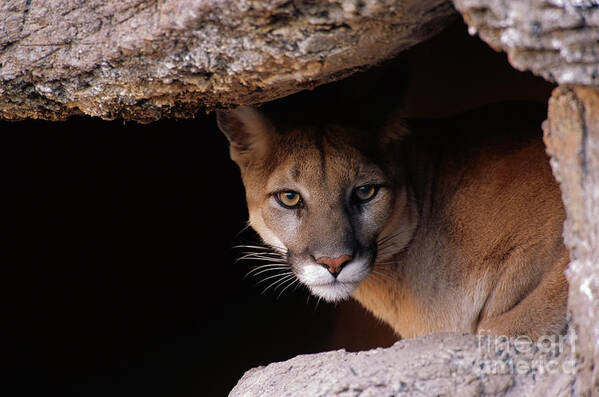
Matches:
[[230, 333, 577, 396], [452, 0, 599, 86], [544, 85, 599, 396], [0, 0, 456, 122]]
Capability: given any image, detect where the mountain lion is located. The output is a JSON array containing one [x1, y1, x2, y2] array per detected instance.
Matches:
[[216, 103, 568, 339]]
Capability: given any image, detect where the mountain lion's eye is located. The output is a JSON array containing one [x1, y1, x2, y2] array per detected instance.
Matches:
[[275, 191, 302, 208], [354, 185, 378, 202]]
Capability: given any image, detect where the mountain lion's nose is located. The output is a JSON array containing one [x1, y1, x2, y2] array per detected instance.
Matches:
[[316, 255, 353, 276]]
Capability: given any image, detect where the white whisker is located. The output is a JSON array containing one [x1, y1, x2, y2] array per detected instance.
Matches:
[[255, 271, 294, 285], [261, 273, 296, 294], [239, 249, 283, 256], [250, 266, 290, 277], [232, 223, 253, 240], [236, 255, 285, 263], [314, 297, 322, 311], [233, 244, 274, 251], [273, 275, 296, 293], [277, 278, 300, 299], [244, 264, 288, 278]]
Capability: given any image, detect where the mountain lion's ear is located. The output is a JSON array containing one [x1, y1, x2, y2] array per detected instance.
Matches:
[[216, 106, 274, 169]]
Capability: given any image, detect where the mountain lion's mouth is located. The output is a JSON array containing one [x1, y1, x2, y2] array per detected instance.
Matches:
[[293, 256, 372, 301], [309, 280, 355, 287], [308, 281, 359, 302]]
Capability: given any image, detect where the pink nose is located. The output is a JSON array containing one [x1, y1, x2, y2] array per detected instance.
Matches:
[[316, 255, 353, 275]]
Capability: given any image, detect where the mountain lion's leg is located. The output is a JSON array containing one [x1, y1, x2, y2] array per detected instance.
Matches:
[[476, 254, 569, 339]]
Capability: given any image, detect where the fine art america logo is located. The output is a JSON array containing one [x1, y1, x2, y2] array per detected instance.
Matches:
[[473, 330, 578, 376]]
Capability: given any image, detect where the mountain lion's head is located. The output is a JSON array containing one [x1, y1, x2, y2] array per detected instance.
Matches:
[[217, 106, 416, 302]]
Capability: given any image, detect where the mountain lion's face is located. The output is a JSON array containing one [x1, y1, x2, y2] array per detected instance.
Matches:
[[217, 107, 413, 301]]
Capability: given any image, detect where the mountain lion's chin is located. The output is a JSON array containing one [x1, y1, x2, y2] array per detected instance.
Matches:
[[308, 281, 359, 302]]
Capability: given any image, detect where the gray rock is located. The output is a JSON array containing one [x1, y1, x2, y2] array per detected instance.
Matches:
[[544, 85, 599, 397], [452, 0, 599, 86], [230, 333, 578, 396], [0, 0, 456, 122]]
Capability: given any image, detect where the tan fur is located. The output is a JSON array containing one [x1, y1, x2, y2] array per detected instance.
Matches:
[[217, 103, 569, 339]]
